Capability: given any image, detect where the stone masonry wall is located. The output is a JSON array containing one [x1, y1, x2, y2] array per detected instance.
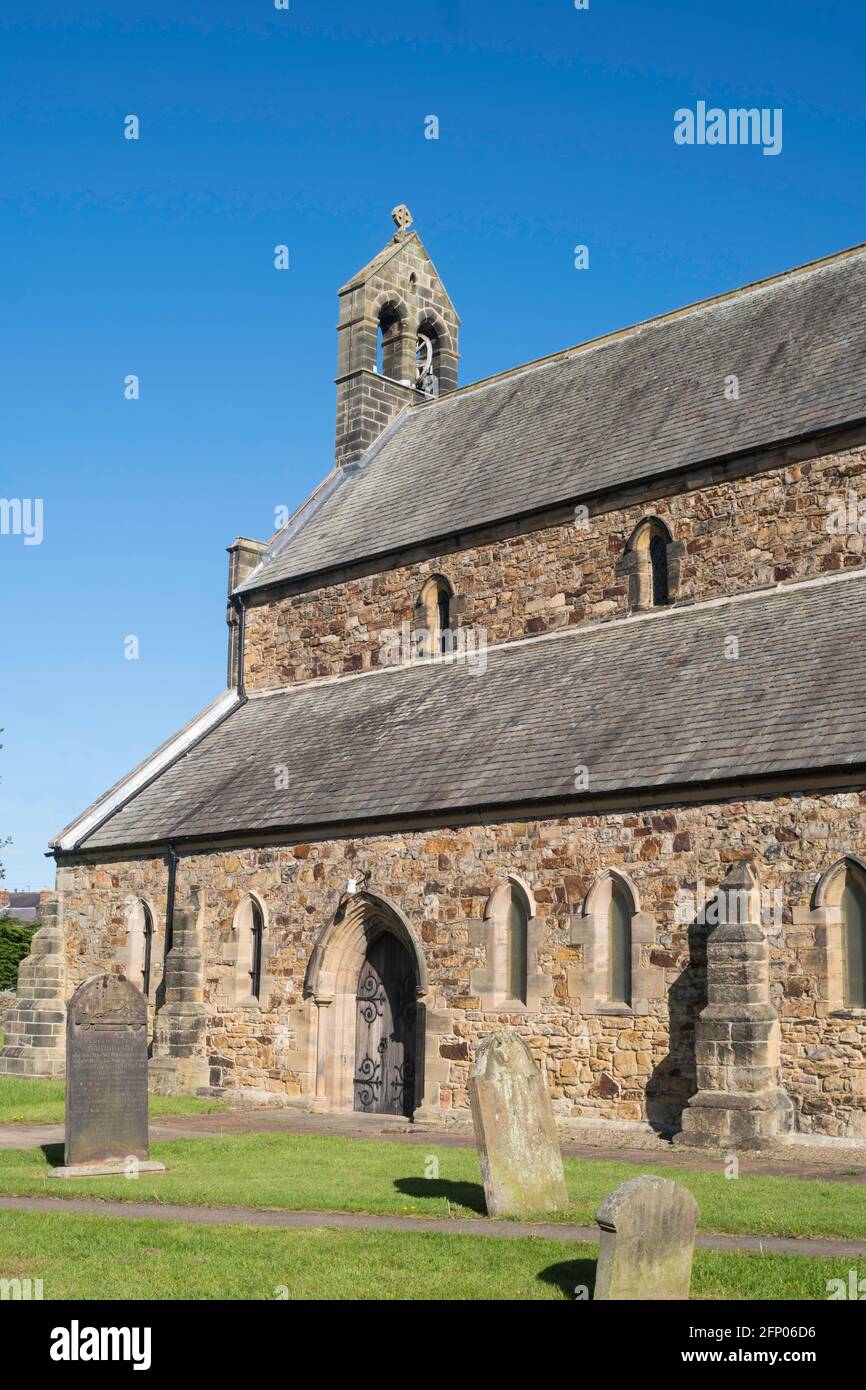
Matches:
[[57, 786, 866, 1138], [243, 443, 866, 691]]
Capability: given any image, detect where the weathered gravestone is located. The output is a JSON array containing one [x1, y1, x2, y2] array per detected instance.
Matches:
[[468, 1030, 568, 1217], [593, 1175, 699, 1300], [49, 973, 164, 1178]]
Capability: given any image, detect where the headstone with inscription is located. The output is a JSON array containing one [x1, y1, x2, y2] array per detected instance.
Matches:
[[50, 973, 164, 1178], [468, 1029, 568, 1217], [593, 1175, 699, 1300]]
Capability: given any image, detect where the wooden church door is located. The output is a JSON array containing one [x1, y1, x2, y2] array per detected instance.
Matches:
[[353, 933, 417, 1117]]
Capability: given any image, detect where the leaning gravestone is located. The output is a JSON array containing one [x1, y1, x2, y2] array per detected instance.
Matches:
[[468, 1030, 568, 1217], [49, 973, 164, 1178], [593, 1175, 699, 1300]]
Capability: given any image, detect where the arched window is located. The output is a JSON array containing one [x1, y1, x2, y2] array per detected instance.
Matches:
[[141, 905, 154, 998], [649, 532, 669, 607], [608, 879, 633, 1005], [506, 889, 529, 1004], [436, 586, 450, 647], [126, 899, 154, 998], [571, 870, 646, 1014], [813, 856, 866, 1013], [250, 900, 264, 1000], [626, 518, 674, 610], [232, 895, 267, 1005], [417, 575, 453, 657], [470, 877, 539, 1009], [841, 863, 866, 1008]]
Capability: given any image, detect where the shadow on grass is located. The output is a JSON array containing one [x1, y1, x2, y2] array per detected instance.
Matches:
[[40, 1143, 65, 1169], [537, 1258, 596, 1300], [393, 1176, 486, 1214]]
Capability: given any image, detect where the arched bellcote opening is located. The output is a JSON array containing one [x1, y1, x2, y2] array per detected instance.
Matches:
[[377, 301, 407, 381]]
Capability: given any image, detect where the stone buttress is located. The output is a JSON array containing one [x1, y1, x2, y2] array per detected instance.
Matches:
[[677, 861, 793, 1149], [0, 895, 67, 1078]]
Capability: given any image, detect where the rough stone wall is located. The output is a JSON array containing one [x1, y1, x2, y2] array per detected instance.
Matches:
[[57, 786, 866, 1138], [59, 856, 167, 1029], [243, 443, 866, 692]]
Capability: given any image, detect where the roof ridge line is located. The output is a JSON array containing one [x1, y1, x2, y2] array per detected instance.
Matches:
[[239, 408, 413, 587], [51, 689, 241, 851], [410, 241, 866, 415], [246, 564, 866, 704]]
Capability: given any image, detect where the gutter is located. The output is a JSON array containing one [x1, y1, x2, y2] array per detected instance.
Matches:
[[165, 842, 178, 954], [232, 594, 248, 700], [48, 761, 866, 864], [158, 598, 248, 901]]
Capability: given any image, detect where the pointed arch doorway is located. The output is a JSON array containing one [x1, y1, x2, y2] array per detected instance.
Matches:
[[304, 892, 427, 1117], [354, 932, 417, 1116]]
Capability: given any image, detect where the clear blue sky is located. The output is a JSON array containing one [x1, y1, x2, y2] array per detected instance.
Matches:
[[2, 0, 864, 888]]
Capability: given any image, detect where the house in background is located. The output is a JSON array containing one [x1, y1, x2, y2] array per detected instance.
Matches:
[[0, 891, 52, 926]]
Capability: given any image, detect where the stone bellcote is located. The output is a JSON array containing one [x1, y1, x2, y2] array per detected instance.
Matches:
[[334, 206, 460, 469]]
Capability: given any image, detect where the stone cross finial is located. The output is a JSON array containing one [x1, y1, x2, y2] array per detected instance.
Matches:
[[391, 204, 413, 233]]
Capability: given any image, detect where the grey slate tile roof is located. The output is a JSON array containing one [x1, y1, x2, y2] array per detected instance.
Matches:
[[240, 245, 866, 593], [77, 574, 866, 851], [0, 893, 46, 923]]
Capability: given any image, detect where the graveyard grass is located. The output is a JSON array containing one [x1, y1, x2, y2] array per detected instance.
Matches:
[[0, 1207, 852, 1300], [0, 1074, 222, 1124], [0, 1131, 863, 1241]]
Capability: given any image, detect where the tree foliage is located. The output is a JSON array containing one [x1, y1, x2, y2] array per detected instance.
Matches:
[[0, 918, 36, 992]]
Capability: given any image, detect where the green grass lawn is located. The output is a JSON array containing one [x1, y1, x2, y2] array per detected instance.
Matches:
[[0, 1130, 863, 1240], [0, 1207, 853, 1299], [0, 1075, 222, 1124]]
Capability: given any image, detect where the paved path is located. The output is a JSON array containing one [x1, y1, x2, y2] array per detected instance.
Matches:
[[2, 1108, 865, 1183], [0, 1193, 864, 1260]]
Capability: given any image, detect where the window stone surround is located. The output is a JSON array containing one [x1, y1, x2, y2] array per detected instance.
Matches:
[[568, 870, 662, 1016], [468, 876, 546, 1012]]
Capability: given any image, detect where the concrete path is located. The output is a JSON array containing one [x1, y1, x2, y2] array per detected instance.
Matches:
[[0, 1193, 864, 1260], [1, 1107, 865, 1183]]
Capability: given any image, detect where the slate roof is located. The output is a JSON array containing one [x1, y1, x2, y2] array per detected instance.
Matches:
[[73, 573, 866, 852], [0, 893, 47, 924], [239, 244, 866, 594]]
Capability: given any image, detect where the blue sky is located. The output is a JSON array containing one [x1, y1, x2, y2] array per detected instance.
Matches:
[[2, 0, 864, 888]]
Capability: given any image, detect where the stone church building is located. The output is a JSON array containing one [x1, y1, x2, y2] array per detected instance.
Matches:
[[5, 211, 866, 1148]]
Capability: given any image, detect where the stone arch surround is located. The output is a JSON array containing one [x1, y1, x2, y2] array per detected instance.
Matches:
[[304, 891, 430, 1114]]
